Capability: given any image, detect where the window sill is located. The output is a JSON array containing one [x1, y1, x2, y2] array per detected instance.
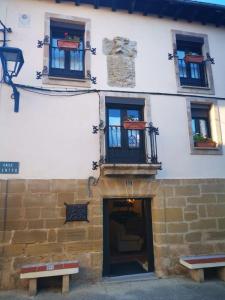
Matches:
[[191, 145, 223, 155], [178, 84, 215, 95], [42, 75, 91, 88], [181, 85, 210, 90]]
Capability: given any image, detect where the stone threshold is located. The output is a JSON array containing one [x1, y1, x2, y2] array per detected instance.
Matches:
[[102, 272, 157, 283], [100, 164, 161, 176]]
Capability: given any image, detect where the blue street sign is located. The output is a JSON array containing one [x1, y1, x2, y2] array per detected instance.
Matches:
[[0, 162, 19, 174]]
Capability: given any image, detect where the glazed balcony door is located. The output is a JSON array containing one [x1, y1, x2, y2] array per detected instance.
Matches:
[[106, 105, 145, 164]]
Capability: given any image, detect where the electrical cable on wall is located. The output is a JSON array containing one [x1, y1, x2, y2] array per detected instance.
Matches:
[[12, 83, 225, 101]]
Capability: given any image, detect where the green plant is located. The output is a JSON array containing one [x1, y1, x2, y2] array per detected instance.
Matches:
[[125, 116, 135, 121], [193, 133, 211, 142], [64, 32, 80, 42]]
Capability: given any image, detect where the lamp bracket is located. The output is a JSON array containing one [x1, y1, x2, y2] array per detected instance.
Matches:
[[37, 35, 50, 48], [0, 20, 12, 47], [36, 66, 48, 79], [5, 78, 20, 113]]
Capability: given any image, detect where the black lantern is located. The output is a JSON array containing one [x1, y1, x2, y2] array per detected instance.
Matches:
[[0, 47, 24, 112]]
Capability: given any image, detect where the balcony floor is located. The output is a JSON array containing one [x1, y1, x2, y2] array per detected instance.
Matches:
[[100, 164, 161, 177]]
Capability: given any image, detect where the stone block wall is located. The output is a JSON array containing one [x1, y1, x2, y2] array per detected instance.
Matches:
[[152, 179, 225, 276], [0, 178, 225, 290], [0, 179, 102, 289]]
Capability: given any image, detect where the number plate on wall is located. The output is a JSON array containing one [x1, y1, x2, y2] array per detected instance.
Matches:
[[0, 162, 19, 174], [64, 202, 89, 223]]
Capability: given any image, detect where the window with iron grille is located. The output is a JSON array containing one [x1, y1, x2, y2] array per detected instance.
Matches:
[[186, 98, 223, 155], [176, 35, 208, 87], [49, 21, 85, 79]]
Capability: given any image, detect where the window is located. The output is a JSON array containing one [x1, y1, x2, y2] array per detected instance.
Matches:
[[106, 104, 145, 164], [49, 21, 85, 79], [191, 104, 211, 139], [43, 13, 91, 87], [186, 98, 223, 155], [177, 35, 207, 87], [172, 31, 215, 95]]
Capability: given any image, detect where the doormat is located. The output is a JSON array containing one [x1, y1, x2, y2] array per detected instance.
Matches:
[[110, 261, 147, 277]]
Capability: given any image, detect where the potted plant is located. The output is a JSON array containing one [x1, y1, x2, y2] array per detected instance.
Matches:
[[184, 53, 204, 64], [57, 32, 80, 50], [193, 133, 217, 148], [123, 116, 146, 130]]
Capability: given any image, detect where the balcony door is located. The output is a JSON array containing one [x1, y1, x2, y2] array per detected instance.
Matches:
[[106, 104, 145, 164]]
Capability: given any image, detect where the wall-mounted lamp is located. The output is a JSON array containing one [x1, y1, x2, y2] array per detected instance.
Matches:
[[0, 47, 24, 112]]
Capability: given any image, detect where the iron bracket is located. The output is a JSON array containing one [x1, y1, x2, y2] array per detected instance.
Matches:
[[92, 161, 99, 170], [92, 120, 105, 134], [85, 41, 96, 55], [92, 156, 105, 170], [168, 50, 178, 60], [36, 66, 48, 79], [37, 35, 50, 48], [92, 126, 99, 134], [205, 53, 215, 64], [87, 70, 97, 84], [148, 122, 159, 135]]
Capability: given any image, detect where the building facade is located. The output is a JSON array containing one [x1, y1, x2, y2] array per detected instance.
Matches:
[[0, 0, 225, 290]]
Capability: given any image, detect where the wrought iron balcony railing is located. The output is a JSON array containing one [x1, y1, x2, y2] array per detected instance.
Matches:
[[178, 59, 208, 87], [104, 122, 160, 165]]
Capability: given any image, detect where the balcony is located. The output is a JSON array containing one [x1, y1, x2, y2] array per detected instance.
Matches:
[[100, 123, 161, 177], [178, 58, 208, 87]]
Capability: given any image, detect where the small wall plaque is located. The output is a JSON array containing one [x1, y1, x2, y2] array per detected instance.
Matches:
[[0, 162, 19, 174], [64, 202, 89, 223]]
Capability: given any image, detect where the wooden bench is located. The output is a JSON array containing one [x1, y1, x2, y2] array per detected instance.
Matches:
[[180, 254, 225, 282], [20, 260, 79, 296]]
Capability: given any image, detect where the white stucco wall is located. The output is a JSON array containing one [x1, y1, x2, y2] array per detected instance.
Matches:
[[0, 0, 225, 179]]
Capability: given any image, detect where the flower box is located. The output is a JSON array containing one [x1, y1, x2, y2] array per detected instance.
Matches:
[[184, 54, 204, 64], [57, 40, 80, 50], [195, 141, 217, 148], [123, 121, 146, 130]]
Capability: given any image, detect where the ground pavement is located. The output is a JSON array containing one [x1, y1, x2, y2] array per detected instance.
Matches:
[[0, 277, 225, 300]]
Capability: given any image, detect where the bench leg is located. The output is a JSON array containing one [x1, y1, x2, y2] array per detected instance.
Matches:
[[29, 278, 37, 296], [218, 267, 225, 281], [190, 269, 204, 283], [62, 275, 69, 294]]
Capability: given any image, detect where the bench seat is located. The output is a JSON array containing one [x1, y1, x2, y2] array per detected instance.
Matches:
[[20, 260, 79, 296], [180, 254, 225, 282]]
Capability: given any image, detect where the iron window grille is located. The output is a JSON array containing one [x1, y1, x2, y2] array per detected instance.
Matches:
[[177, 36, 208, 87], [49, 21, 85, 79]]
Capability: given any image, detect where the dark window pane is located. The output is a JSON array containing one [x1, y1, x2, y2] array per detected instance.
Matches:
[[199, 119, 208, 137], [108, 109, 121, 148], [128, 130, 140, 148], [191, 104, 211, 138], [51, 38, 65, 69], [127, 109, 140, 148], [70, 41, 84, 71]]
